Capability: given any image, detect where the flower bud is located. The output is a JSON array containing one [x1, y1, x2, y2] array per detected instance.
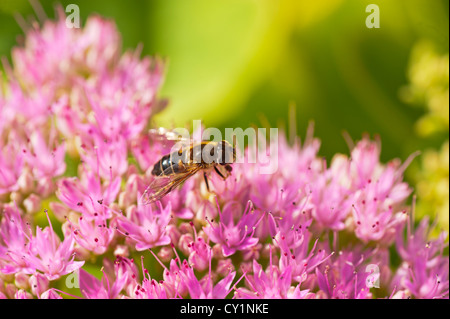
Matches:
[[40, 289, 62, 299], [74, 245, 92, 260], [118, 191, 134, 209], [212, 244, 224, 259], [23, 194, 41, 214], [29, 273, 49, 296], [178, 222, 193, 235], [157, 246, 173, 262], [114, 245, 129, 257], [36, 177, 55, 198], [18, 167, 35, 194], [166, 224, 180, 245], [216, 259, 235, 277], [10, 192, 23, 205], [15, 289, 33, 299], [178, 233, 194, 256], [14, 272, 30, 290], [50, 201, 70, 222], [5, 283, 17, 299]]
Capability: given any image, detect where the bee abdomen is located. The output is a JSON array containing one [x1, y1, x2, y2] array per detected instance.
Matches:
[[151, 153, 186, 176]]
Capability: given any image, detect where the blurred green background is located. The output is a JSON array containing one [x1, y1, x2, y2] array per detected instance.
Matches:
[[1, 0, 448, 170]]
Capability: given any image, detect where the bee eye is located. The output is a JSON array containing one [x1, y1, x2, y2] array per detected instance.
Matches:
[[225, 165, 232, 172]]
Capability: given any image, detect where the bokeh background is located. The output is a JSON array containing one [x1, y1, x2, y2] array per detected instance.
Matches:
[[1, 0, 448, 229]]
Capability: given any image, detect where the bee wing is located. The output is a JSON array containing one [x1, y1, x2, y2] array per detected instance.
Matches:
[[149, 127, 193, 145], [147, 127, 193, 155], [139, 165, 201, 205]]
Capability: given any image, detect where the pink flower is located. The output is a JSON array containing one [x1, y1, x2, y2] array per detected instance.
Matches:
[[187, 237, 211, 272], [56, 166, 120, 220], [179, 259, 237, 299], [65, 215, 114, 255], [129, 256, 169, 299], [40, 289, 63, 299], [160, 258, 189, 298], [203, 201, 264, 257], [2, 82, 54, 128], [351, 166, 411, 243], [315, 248, 373, 299], [0, 137, 24, 195], [14, 289, 33, 299], [79, 256, 136, 299], [11, 10, 120, 91], [78, 130, 128, 179], [393, 216, 449, 299], [25, 211, 84, 280], [278, 235, 334, 283], [235, 258, 314, 299], [402, 254, 449, 299], [29, 273, 49, 296], [131, 277, 169, 299], [349, 138, 414, 243], [83, 51, 164, 143], [23, 129, 66, 179], [116, 202, 172, 251], [348, 137, 382, 189], [0, 205, 33, 274], [308, 164, 353, 231]]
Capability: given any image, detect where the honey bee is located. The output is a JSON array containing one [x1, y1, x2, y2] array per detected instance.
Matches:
[[140, 129, 236, 205]]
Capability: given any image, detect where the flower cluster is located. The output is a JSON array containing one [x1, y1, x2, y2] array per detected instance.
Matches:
[[0, 11, 448, 299]]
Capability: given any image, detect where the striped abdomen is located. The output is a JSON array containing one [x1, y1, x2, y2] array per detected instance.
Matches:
[[151, 153, 184, 176], [151, 143, 204, 177]]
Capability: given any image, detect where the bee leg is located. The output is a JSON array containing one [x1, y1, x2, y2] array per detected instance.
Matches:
[[203, 172, 211, 192], [214, 166, 226, 180]]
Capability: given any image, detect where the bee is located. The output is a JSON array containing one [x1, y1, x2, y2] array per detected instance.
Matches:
[[140, 129, 236, 205]]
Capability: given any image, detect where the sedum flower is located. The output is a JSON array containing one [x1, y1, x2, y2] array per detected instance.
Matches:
[[0, 205, 34, 274], [350, 138, 413, 243], [64, 215, 114, 255], [40, 289, 63, 299], [393, 216, 449, 299], [56, 166, 121, 220], [116, 202, 172, 251], [79, 256, 136, 299], [131, 277, 169, 299], [203, 201, 264, 257], [11, 9, 120, 92], [23, 129, 66, 180], [315, 247, 375, 299], [179, 259, 237, 299], [26, 212, 84, 281], [235, 260, 314, 299], [0, 137, 24, 196]]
